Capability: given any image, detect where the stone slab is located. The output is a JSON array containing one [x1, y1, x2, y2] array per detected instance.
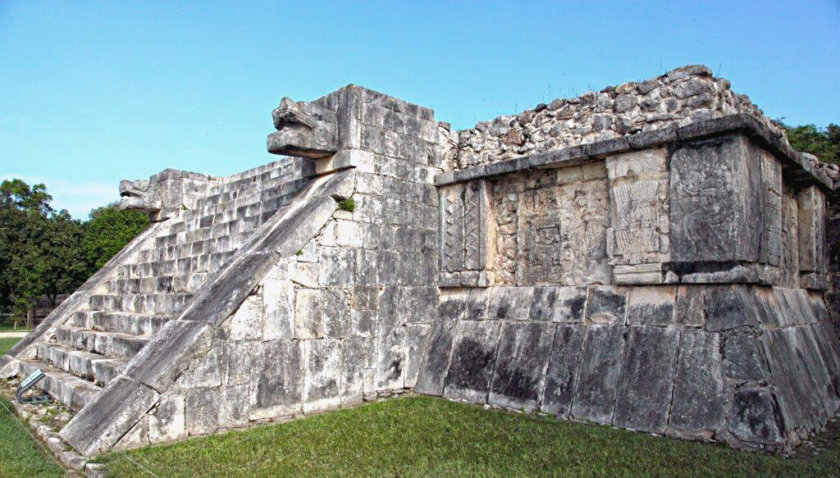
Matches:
[[542, 324, 585, 418], [488, 322, 554, 411], [570, 324, 625, 424], [443, 321, 501, 403]]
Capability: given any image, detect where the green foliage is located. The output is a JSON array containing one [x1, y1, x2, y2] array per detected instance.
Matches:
[[83, 204, 149, 270], [338, 198, 355, 212], [100, 396, 840, 477], [777, 121, 840, 165], [0, 180, 148, 327]]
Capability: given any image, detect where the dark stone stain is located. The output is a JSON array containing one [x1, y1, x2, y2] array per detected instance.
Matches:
[[493, 363, 539, 401], [388, 359, 402, 381], [448, 338, 496, 391], [565, 295, 587, 321]]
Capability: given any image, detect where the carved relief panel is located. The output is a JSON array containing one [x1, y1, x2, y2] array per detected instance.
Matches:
[[439, 180, 493, 287]]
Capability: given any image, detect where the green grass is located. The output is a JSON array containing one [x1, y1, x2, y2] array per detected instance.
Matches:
[[101, 396, 840, 477], [0, 338, 64, 477], [0, 338, 19, 356], [0, 324, 30, 334]]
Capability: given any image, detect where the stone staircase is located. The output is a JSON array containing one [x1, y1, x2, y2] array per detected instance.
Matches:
[[18, 158, 312, 412]]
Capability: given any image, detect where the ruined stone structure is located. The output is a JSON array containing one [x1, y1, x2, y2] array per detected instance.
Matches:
[[2, 66, 839, 460]]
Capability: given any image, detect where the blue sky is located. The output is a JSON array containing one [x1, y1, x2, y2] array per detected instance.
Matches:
[[1, 0, 838, 218]]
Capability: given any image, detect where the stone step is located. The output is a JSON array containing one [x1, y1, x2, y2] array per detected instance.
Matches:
[[136, 236, 247, 264], [71, 311, 172, 337], [18, 360, 102, 412], [56, 327, 148, 361], [123, 252, 236, 279], [35, 343, 125, 387], [107, 276, 177, 294], [88, 293, 193, 314]]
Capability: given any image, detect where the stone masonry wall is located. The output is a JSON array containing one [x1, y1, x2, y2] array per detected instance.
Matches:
[[103, 86, 442, 450]]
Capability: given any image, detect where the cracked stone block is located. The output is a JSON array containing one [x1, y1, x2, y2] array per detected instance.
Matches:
[[487, 287, 534, 320], [465, 288, 489, 320], [489, 321, 554, 411], [444, 320, 501, 403], [542, 324, 585, 418], [571, 324, 625, 424], [613, 327, 679, 433], [176, 347, 223, 388], [670, 329, 726, 435], [304, 339, 342, 413], [149, 394, 185, 444], [323, 288, 352, 337], [797, 186, 826, 273], [625, 287, 675, 326], [415, 318, 458, 396], [186, 387, 220, 436], [250, 340, 303, 420], [729, 389, 783, 445], [585, 286, 626, 324], [342, 336, 368, 406], [675, 286, 706, 327]]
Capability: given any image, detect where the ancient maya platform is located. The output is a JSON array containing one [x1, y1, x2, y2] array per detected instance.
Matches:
[[2, 65, 840, 461]]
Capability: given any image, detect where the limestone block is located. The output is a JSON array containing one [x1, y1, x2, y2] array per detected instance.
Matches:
[[319, 247, 356, 287], [176, 347, 223, 389], [438, 289, 469, 321], [404, 323, 432, 389], [723, 334, 768, 382], [729, 389, 783, 445], [780, 190, 800, 286], [342, 336, 368, 406], [250, 340, 303, 420], [186, 387, 220, 436], [443, 320, 501, 403], [465, 288, 490, 320], [486, 287, 534, 320], [376, 326, 406, 390], [149, 394, 185, 444], [263, 278, 295, 340], [355, 249, 378, 286], [761, 328, 825, 429], [529, 287, 558, 321], [289, 262, 320, 288], [542, 324, 585, 418], [669, 135, 760, 264], [570, 324, 625, 424], [758, 150, 782, 266], [550, 287, 588, 323], [585, 286, 626, 324], [304, 339, 342, 413], [295, 289, 324, 339], [322, 288, 352, 338], [224, 341, 264, 386], [704, 286, 760, 332], [674, 286, 706, 327], [488, 322, 554, 411], [606, 148, 669, 266], [613, 327, 679, 433], [229, 295, 263, 341], [415, 318, 458, 396], [219, 384, 250, 429], [797, 186, 827, 273], [440, 184, 465, 273], [626, 286, 675, 326], [669, 329, 726, 436]]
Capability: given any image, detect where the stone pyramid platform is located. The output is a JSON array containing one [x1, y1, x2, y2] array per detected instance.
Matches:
[[1, 66, 839, 458]]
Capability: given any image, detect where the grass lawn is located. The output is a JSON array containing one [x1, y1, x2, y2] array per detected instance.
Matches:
[[0, 338, 64, 477], [0, 324, 30, 334], [0, 338, 20, 356], [100, 395, 840, 477]]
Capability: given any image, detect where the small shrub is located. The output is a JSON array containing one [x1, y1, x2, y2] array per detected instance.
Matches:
[[338, 198, 355, 212]]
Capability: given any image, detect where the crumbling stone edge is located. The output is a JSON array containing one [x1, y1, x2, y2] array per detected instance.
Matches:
[[58, 170, 355, 457], [435, 113, 835, 194]]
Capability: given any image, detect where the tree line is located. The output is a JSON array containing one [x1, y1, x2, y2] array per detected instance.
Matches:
[[0, 179, 149, 328]]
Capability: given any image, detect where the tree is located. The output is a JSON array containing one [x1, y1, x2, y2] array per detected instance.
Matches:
[[82, 204, 149, 270], [776, 121, 840, 165]]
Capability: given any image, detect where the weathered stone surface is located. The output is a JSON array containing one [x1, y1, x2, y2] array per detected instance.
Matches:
[[723, 334, 767, 382], [488, 322, 554, 411], [444, 321, 501, 402], [704, 286, 759, 332], [626, 287, 675, 326], [585, 286, 626, 324], [487, 287, 534, 320], [123, 320, 213, 392], [262, 278, 295, 339], [60, 378, 160, 456], [571, 324, 625, 424], [729, 389, 783, 445], [542, 324, 585, 418], [304, 339, 342, 413], [613, 327, 679, 432], [267, 97, 338, 158], [250, 340, 303, 420], [149, 394, 185, 443], [186, 387, 220, 435], [670, 329, 726, 435]]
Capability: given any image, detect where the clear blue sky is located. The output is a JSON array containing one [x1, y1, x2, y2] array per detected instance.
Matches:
[[1, 0, 838, 218]]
